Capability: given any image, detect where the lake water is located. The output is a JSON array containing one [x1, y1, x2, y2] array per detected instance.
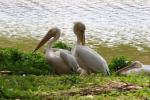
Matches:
[[0, 0, 150, 49]]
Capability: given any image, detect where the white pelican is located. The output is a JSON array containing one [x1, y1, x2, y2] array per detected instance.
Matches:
[[33, 28, 78, 75], [72, 22, 110, 75], [116, 61, 150, 75]]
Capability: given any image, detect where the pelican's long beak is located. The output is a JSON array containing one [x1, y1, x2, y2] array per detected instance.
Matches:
[[78, 32, 85, 45], [82, 32, 85, 45], [116, 66, 131, 74], [116, 61, 142, 74], [33, 32, 53, 52]]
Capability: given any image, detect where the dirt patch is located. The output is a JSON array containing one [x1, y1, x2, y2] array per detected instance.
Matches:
[[60, 81, 142, 96]]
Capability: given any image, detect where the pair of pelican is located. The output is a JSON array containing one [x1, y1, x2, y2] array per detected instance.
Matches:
[[33, 22, 110, 75]]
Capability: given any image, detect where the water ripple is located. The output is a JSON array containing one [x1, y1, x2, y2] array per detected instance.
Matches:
[[0, 0, 150, 48]]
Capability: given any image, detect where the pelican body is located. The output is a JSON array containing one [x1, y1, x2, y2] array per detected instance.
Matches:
[[117, 61, 150, 75], [72, 22, 110, 75], [33, 28, 78, 75]]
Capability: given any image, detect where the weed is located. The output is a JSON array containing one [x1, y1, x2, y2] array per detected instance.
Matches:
[[109, 56, 132, 72], [0, 48, 51, 75], [52, 41, 71, 51]]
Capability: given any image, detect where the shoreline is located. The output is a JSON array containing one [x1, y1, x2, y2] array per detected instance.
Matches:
[[0, 36, 150, 64]]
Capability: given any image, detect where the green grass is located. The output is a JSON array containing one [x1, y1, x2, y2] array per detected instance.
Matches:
[[0, 48, 51, 75], [109, 56, 132, 72], [1, 48, 149, 99], [0, 37, 150, 99], [0, 47, 132, 75], [52, 41, 72, 51], [0, 74, 150, 99], [0, 41, 71, 75]]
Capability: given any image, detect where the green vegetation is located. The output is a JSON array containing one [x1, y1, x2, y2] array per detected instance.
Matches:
[[109, 56, 132, 72], [0, 47, 149, 99], [0, 74, 149, 99], [0, 37, 150, 100], [0, 48, 51, 75], [0, 41, 71, 75], [0, 48, 133, 75], [52, 41, 72, 51]]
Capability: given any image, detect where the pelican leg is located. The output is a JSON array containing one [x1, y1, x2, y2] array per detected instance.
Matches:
[[77, 67, 88, 76]]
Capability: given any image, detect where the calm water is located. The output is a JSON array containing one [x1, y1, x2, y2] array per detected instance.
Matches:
[[0, 0, 150, 49]]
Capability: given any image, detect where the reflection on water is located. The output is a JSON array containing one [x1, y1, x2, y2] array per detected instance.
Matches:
[[0, 0, 150, 49]]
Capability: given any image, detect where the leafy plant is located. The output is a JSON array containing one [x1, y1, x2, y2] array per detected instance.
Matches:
[[0, 48, 52, 75], [109, 56, 132, 72], [52, 41, 71, 51]]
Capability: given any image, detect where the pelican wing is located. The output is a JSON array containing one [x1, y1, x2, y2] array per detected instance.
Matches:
[[60, 50, 78, 72], [75, 45, 110, 74]]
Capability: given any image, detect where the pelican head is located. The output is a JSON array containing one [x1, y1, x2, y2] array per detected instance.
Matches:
[[33, 27, 61, 52], [73, 22, 86, 45], [130, 61, 143, 68]]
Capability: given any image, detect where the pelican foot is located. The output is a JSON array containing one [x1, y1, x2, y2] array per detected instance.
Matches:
[[77, 67, 88, 76]]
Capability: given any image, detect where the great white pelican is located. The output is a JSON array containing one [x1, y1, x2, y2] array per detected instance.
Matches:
[[33, 28, 78, 74], [72, 22, 110, 75]]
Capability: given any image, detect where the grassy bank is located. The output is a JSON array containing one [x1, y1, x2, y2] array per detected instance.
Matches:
[[0, 36, 150, 100], [0, 40, 71, 75], [0, 74, 150, 99], [0, 47, 149, 100], [0, 43, 131, 74], [0, 36, 150, 64], [0, 48, 51, 75]]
